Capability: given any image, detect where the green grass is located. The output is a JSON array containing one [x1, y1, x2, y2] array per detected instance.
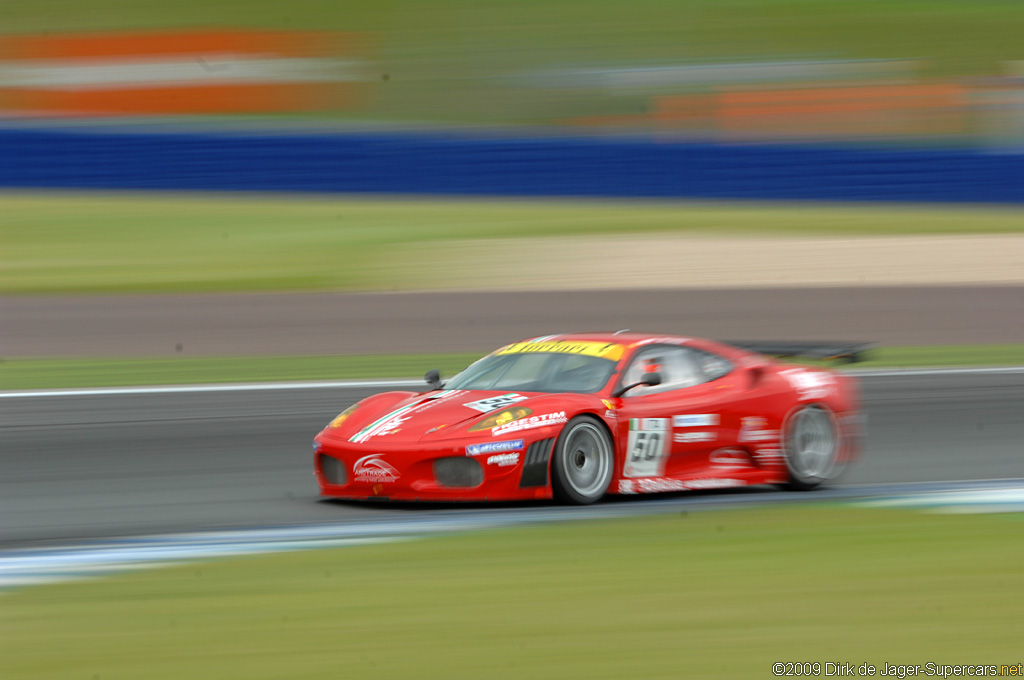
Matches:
[[3, 345, 1022, 390], [3, 505, 1022, 679], [4, 1, 1024, 126], [0, 353, 482, 390], [4, 193, 1024, 294]]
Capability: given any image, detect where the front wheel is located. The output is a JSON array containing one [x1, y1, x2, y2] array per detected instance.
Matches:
[[551, 416, 614, 504], [783, 404, 839, 490]]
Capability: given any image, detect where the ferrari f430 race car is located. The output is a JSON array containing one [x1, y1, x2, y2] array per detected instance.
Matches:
[[314, 333, 867, 504]]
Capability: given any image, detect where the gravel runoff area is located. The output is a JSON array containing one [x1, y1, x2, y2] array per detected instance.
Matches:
[[404, 234, 1024, 290]]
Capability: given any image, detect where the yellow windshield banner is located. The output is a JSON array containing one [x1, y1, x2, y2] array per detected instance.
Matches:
[[496, 340, 625, 361]]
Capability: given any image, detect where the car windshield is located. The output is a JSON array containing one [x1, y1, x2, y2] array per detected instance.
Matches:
[[445, 352, 617, 394]]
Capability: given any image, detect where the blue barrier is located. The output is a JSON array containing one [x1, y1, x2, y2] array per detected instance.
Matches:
[[2, 126, 1023, 202]]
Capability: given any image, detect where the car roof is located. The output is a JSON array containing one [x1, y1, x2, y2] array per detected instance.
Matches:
[[510, 332, 696, 347]]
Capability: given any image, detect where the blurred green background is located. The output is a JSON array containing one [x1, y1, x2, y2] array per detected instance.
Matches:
[[6, 0, 1024, 126]]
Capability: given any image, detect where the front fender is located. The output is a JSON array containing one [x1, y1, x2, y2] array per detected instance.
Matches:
[[318, 390, 420, 439]]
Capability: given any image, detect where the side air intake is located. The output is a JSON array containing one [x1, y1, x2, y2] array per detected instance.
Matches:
[[519, 438, 554, 488]]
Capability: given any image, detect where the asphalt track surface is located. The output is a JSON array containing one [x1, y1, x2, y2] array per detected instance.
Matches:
[[3, 285, 1023, 356], [3, 371, 1023, 548]]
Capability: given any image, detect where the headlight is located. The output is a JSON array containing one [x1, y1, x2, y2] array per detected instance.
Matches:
[[328, 404, 359, 429], [468, 407, 532, 432]]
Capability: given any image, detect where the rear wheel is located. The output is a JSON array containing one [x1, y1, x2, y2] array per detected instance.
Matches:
[[783, 405, 839, 490], [551, 416, 614, 504]]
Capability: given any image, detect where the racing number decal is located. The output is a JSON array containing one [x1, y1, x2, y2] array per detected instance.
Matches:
[[632, 432, 660, 461], [623, 418, 669, 478], [464, 393, 527, 413]]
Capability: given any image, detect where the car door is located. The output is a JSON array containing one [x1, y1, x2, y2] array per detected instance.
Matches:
[[614, 345, 740, 481]]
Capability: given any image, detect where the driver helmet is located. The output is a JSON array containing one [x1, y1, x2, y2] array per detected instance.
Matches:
[[642, 356, 662, 374]]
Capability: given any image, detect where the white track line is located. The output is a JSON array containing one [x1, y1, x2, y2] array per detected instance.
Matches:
[[2, 366, 1023, 399], [850, 366, 1024, 377], [0, 379, 422, 399]]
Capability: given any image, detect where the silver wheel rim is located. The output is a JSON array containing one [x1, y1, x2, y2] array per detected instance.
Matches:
[[561, 422, 612, 498], [787, 406, 837, 481]]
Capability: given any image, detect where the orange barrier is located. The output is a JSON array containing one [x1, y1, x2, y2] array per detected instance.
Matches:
[[654, 83, 969, 137], [0, 29, 367, 116]]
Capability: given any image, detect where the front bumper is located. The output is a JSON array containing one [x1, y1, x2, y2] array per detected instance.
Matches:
[[314, 436, 557, 502]]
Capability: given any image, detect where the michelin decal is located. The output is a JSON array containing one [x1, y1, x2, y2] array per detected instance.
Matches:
[[466, 439, 524, 456]]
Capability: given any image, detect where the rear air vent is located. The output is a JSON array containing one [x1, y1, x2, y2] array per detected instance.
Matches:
[[319, 454, 347, 485], [434, 457, 484, 488]]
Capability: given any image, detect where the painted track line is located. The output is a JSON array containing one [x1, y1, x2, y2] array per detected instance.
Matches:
[[0, 379, 422, 399], [3, 366, 1024, 399], [4, 478, 1024, 591], [850, 366, 1024, 377]]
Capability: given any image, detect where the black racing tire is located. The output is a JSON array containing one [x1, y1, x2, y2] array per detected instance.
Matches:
[[551, 415, 614, 505], [782, 404, 839, 490]]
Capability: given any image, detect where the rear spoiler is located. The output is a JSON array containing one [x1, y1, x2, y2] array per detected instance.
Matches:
[[726, 341, 874, 364]]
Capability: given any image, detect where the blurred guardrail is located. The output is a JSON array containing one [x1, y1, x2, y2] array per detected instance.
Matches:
[[2, 125, 1023, 203]]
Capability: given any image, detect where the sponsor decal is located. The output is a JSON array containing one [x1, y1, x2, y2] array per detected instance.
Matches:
[[604, 410, 618, 419], [709, 447, 750, 469], [629, 418, 668, 431], [349, 391, 464, 443], [738, 416, 778, 443], [486, 453, 520, 467], [601, 399, 616, 410], [464, 393, 527, 413], [495, 340, 624, 361], [682, 478, 744, 490], [466, 439, 524, 456], [674, 431, 716, 444], [673, 414, 719, 428], [624, 418, 670, 478], [352, 454, 399, 483], [780, 368, 836, 400], [312, 440, 322, 453], [753, 445, 785, 464], [619, 477, 743, 494], [492, 411, 567, 436]]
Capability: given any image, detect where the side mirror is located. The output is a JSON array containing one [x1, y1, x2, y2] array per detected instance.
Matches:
[[425, 369, 444, 390], [611, 371, 662, 398]]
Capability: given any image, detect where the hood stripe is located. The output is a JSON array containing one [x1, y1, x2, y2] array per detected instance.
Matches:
[[348, 390, 465, 443]]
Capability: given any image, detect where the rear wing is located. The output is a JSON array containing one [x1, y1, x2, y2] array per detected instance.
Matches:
[[726, 341, 874, 364]]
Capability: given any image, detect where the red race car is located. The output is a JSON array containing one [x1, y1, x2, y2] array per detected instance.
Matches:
[[314, 333, 867, 504]]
